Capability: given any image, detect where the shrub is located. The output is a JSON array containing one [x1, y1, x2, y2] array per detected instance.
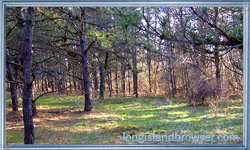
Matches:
[[188, 77, 218, 106]]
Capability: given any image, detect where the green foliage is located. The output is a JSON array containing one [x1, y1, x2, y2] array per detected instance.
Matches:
[[120, 9, 140, 30], [229, 25, 243, 41], [160, 18, 169, 29], [136, 39, 158, 53]]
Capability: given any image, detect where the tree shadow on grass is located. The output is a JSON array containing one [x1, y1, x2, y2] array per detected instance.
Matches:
[[6, 96, 243, 144]]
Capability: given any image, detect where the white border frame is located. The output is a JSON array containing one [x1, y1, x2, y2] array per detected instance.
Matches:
[[1, 1, 249, 149]]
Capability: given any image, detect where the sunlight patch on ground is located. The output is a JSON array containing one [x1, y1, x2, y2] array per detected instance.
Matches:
[[6, 96, 243, 144]]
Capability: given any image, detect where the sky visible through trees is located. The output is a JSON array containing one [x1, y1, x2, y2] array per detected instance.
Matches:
[[6, 7, 243, 144]]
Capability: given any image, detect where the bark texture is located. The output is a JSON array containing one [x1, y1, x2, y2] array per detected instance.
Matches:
[[22, 7, 35, 144]]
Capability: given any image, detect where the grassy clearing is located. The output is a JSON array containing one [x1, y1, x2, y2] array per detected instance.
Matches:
[[6, 95, 243, 144]]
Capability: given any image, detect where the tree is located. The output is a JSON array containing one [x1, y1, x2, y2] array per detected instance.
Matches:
[[6, 7, 243, 114], [22, 7, 35, 144], [131, 45, 138, 98], [6, 54, 18, 112], [6, 7, 26, 112], [79, 7, 93, 111]]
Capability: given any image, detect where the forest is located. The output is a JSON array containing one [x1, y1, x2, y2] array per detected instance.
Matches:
[[6, 7, 243, 144]]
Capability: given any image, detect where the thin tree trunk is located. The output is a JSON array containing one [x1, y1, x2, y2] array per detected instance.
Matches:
[[169, 67, 177, 98], [215, 50, 221, 92], [121, 58, 126, 97], [154, 61, 159, 94], [54, 76, 57, 92], [77, 80, 80, 90], [6, 58, 18, 112], [73, 80, 77, 91], [110, 71, 113, 96], [147, 50, 152, 93], [115, 63, 119, 95], [41, 76, 44, 92], [44, 76, 48, 92], [58, 80, 62, 95], [169, 41, 177, 98], [213, 7, 221, 95], [146, 22, 152, 93], [69, 75, 72, 93], [36, 79, 40, 90], [22, 7, 35, 144], [65, 77, 68, 96], [51, 79, 54, 92], [62, 72, 67, 95], [127, 69, 131, 94], [132, 47, 138, 98], [92, 66, 98, 91], [99, 62, 105, 99], [108, 70, 112, 97], [184, 65, 190, 98], [47, 77, 51, 88]]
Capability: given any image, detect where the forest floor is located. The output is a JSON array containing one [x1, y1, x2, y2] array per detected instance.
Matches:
[[6, 95, 243, 144]]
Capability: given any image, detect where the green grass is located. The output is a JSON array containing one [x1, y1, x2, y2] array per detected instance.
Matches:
[[6, 95, 243, 144]]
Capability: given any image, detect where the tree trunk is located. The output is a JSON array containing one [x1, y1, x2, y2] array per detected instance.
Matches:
[[44, 76, 48, 92], [51, 79, 54, 92], [58, 80, 62, 95], [65, 80, 68, 96], [63, 72, 67, 95], [68, 74, 72, 93], [80, 8, 92, 111], [99, 63, 105, 99], [153, 62, 159, 94], [6, 58, 18, 112], [147, 50, 152, 93], [41, 76, 44, 92], [169, 67, 177, 98], [22, 7, 35, 144], [127, 69, 131, 94], [132, 47, 138, 98], [92, 67, 98, 91], [115, 62, 119, 95], [54, 76, 57, 92], [215, 50, 221, 93], [184, 65, 190, 98], [47, 77, 51, 88], [213, 8, 221, 96], [78, 80, 81, 90], [108, 70, 112, 97], [146, 22, 152, 93], [121, 58, 126, 97], [73, 80, 77, 91], [36, 79, 40, 90], [169, 41, 177, 98], [82, 45, 92, 111]]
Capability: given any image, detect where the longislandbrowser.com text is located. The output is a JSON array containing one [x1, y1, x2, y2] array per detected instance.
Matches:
[[123, 132, 239, 143]]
